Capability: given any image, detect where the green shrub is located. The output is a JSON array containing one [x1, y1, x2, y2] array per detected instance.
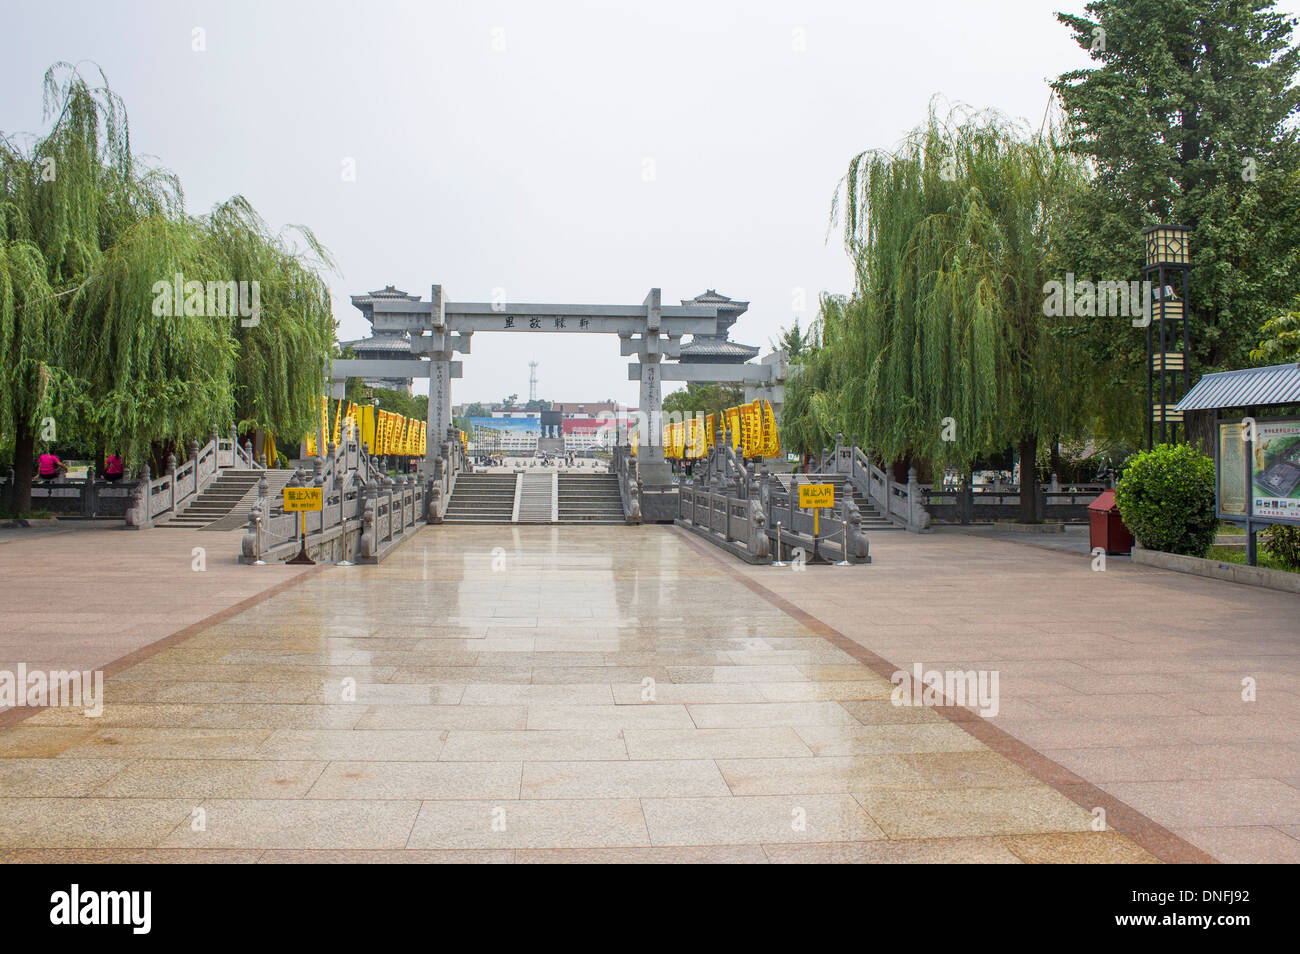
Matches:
[[1262, 524, 1300, 570], [1114, 443, 1217, 557]]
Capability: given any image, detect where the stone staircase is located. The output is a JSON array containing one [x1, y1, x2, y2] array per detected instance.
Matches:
[[558, 473, 625, 523], [787, 474, 899, 531], [158, 469, 291, 531], [516, 472, 555, 524], [444, 473, 517, 523]]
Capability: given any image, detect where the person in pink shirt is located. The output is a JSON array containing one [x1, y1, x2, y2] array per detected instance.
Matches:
[[103, 453, 124, 482], [37, 452, 66, 481]]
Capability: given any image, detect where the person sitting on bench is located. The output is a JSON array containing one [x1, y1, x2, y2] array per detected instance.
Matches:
[[103, 453, 125, 483], [37, 452, 66, 481]]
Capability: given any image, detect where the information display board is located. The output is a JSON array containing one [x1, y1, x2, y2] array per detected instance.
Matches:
[[1217, 417, 1300, 527], [1218, 422, 1247, 517], [1252, 419, 1300, 524]]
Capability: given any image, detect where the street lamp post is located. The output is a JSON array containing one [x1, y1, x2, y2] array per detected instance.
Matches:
[[1142, 225, 1192, 449]]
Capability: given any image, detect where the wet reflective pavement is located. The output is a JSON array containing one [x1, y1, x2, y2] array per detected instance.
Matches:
[[0, 525, 1161, 862]]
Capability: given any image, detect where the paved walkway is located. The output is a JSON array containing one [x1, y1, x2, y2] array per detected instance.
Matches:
[[0, 522, 315, 680], [0, 525, 1166, 862], [723, 530, 1300, 863]]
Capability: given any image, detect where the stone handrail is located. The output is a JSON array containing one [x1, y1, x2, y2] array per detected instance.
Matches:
[[126, 426, 262, 529], [423, 427, 472, 524], [763, 478, 871, 563], [834, 440, 925, 532], [242, 432, 424, 564], [7, 471, 135, 518], [678, 483, 769, 561], [677, 474, 870, 565], [609, 444, 641, 524]]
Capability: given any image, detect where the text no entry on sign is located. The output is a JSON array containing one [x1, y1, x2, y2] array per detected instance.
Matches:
[[283, 487, 323, 512], [799, 483, 835, 509]]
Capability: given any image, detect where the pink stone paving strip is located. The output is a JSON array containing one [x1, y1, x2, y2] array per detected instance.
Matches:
[[0, 523, 1258, 861], [1, 525, 324, 729], [690, 526, 1300, 864]]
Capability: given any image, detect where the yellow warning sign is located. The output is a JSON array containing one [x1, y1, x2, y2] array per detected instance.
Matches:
[[283, 487, 323, 512], [798, 483, 835, 509]]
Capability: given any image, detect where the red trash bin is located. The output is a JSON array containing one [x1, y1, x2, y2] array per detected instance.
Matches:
[[1087, 489, 1134, 555]]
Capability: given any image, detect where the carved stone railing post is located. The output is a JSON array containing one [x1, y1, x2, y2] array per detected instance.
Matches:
[[241, 500, 264, 563], [843, 495, 869, 562], [426, 451, 446, 524], [166, 452, 177, 512], [906, 466, 917, 530], [386, 476, 398, 543], [126, 462, 152, 530], [359, 484, 377, 559], [748, 497, 770, 560], [82, 471, 95, 519], [905, 466, 930, 532]]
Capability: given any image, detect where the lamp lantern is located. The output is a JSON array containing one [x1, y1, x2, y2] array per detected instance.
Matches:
[[1142, 224, 1190, 268], [1142, 224, 1193, 449]]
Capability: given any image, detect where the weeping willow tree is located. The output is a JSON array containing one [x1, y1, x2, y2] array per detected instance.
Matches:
[[779, 295, 855, 460], [1, 63, 335, 512], [200, 197, 335, 440], [784, 105, 1090, 520]]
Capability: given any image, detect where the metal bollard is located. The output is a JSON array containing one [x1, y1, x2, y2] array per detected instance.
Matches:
[[772, 520, 786, 567], [252, 505, 267, 566]]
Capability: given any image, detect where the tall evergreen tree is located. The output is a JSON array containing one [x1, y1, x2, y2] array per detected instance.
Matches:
[[1053, 0, 1300, 440]]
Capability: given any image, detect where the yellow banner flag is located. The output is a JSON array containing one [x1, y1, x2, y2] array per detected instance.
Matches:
[[762, 400, 780, 457], [358, 405, 375, 453], [725, 407, 741, 449]]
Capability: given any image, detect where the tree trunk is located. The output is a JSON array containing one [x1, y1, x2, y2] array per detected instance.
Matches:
[[149, 439, 175, 477], [1018, 434, 1040, 524], [11, 423, 36, 515]]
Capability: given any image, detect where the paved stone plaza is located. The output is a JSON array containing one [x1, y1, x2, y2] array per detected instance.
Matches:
[[0, 524, 1295, 862]]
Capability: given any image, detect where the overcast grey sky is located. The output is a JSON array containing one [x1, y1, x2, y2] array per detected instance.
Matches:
[[7, 1, 1296, 406]]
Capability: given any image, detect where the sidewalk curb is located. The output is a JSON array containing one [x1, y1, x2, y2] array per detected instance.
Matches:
[[1132, 544, 1300, 595]]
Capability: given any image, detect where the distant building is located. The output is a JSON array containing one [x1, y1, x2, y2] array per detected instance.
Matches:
[[551, 401, 619, 417], [461, 400, 639, 453], [676, 290, 760, 365], [339, 285, 424, 394]]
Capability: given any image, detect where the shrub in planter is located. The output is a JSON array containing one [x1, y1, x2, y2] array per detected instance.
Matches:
[[1262, 524, 1300, 570], [1114, 443, 1217, 557]]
